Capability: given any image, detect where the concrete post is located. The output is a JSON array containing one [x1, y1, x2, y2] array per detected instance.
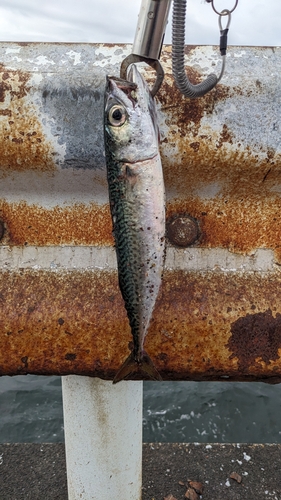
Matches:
[[62, 376, 143, 500]]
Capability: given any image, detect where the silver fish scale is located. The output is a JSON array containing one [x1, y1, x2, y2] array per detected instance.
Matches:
[[104, 67, 165, 378], [106, 154, 165, 359]]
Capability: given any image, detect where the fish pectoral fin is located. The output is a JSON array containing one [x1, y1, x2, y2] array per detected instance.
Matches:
[[113, 351, 162, 384]]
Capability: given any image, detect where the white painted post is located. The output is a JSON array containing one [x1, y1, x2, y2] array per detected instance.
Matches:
[[62, 376, 143, 500]]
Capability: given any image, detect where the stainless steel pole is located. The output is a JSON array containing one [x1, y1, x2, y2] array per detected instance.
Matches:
[[132, 0, 172, 60]]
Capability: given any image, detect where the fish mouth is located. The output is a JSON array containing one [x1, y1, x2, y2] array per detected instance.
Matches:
[[106, 65, 148, 97], [106, 75, 137, 99], [128, 64, 159, 141], [127, 64, 145, 88], [106, 75, 138, 111]]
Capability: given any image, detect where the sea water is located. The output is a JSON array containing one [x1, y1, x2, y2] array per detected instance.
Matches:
[[0, 376, 281, 443]]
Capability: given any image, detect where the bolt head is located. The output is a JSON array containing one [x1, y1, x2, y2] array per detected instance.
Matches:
[[167, 215, 199, 247]]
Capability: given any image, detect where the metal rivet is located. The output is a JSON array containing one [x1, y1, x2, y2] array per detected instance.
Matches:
[[167, 215, 199, 247], [0, 221, 4, 240]]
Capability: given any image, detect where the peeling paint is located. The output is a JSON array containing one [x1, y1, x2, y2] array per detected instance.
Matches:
[[66, 50, 82, 66], [0, 246, 274, 272], [93, 44, 131, 67], [33, 55, 55, 66]]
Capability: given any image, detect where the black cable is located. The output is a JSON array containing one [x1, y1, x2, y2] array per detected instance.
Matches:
[[172, 0, 218, 98]]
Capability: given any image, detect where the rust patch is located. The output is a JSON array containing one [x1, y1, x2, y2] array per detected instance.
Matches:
[[0, 64, 55, 172], [158, 67, 230, 133], [2, 195, 281, 256], [217, 124, 233, 148], [1, 269, 281, 381], [189, 142, 200, 152], [0, 109, 11, 116], [159, 74, 228, 137], [151, 271, 281, 382], [158, 73, 279, 203], [228, 310, 281, 370], [0, 269, 127, 378], [166, 197, 281, 262], [0, 201, 113, 246], [65, 353, 77, 361], [161, 138, 281, 202], [151, 66, 281, 261], [150, 54, 281, 260], [0, 220, 4, 240]]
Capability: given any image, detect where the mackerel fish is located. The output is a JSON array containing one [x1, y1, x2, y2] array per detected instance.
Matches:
[[104, 64, 165, 383]]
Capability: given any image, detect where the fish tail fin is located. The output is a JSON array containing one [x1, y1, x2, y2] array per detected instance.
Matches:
[[113, 351, 162, 384]]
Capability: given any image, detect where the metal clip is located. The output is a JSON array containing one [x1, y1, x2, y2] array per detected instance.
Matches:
[[210, 0, 238, 16], [120, 0, 172, 97], [219, 8, 232, 32], [120, 55, 164, 98], [217, 9, 231, 82]]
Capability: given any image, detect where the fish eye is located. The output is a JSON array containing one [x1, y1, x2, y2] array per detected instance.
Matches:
[[108, 105, 126, 127]]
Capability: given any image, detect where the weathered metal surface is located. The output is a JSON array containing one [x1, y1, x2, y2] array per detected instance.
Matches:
[[0, 268, 281, 382], [0, 43, 280, 257], [0, 200, 113, 246], [0, 246, 274, 272], [1, 43, 281, 380], [0, 220, 4, 240]]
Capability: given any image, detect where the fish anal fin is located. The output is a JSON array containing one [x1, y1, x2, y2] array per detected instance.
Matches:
[[113, 351, 162, 384]]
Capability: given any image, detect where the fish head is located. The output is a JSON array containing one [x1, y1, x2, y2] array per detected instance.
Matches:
[[104, 65, 159, 163], [127, 64, 159, 140]]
